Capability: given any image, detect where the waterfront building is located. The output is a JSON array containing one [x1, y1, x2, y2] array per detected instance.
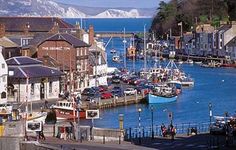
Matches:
[[0, 36, 21, 59], [214, 23, 236, 60], [88, 43, 108, 87], [6, 56, 63, 102], [0, 46, 8, 104], [37, 33, 90, 93], [195, 24, 215, 57], [182, 32, 195, 56]]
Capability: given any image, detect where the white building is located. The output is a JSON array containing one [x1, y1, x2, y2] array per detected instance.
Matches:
[[0, 46, 8, 104], [6, 56, 63, 102], [89, 42, 108, 87]]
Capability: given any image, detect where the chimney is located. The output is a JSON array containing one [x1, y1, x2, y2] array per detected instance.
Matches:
[[89, 25, 94, 45], [49, 22, 59, 34], [0, 23, 5, 38], [23, 22, 30, 35]]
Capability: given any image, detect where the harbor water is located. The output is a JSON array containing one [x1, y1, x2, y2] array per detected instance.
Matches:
[[67, 18, 236, 129]]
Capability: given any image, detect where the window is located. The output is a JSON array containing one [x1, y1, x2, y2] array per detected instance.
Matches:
[[1, 92, 6, 99], [2, 63, 5, 69], [49, 81, 52, 93], [31, 83, 34, 95], [2, 76, 6, 82]]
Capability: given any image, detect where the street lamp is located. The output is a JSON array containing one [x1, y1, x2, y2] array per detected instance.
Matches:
[[138, 108, 142, 129], [209, 102, 212, 127], [150, 105, 154, 139], [138, 108, 142, 144]]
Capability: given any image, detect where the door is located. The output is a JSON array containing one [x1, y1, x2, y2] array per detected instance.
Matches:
[[40, 82, 45, 100]]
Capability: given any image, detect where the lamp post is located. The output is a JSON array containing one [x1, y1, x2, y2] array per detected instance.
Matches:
[[138, 108, 142, 144], [151, 105, 154, 139], [209, 103, 212, 127]]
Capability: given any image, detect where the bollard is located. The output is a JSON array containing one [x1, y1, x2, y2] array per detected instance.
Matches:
[[119, 136, 121, 144], [103, 135, 105, 144]]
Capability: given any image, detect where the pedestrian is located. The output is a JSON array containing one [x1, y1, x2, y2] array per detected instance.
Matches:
[[44, 100, 48, 109], [36, 131, 40, 141], [40, 122, 45, 140]]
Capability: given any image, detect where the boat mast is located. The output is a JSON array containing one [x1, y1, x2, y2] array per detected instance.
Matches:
[[132, 35, 135, 72], [123, 28, 127, 69], [144, 24, 147, 72]]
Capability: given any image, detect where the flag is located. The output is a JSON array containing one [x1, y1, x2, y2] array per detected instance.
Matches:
[[178, 22, 182, 26]]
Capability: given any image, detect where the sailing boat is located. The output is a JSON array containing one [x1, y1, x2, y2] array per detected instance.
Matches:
[[112, 54, 120, 62], [110, 38, 117, 54]]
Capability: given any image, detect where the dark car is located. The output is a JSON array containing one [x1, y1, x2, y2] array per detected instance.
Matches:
[[112, 77, 120, 84], [112, 86, 122, 93], [112, 90, 123, 97], [82, 88, 95, 96]]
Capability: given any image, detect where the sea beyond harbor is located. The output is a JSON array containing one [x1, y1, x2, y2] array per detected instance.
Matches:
[[63, 18, 236, 129]]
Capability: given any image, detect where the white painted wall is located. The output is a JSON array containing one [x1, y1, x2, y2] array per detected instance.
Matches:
[[83, 33, 89, 44], [12, 78, 60, 102], [0, 46, 8, 104]]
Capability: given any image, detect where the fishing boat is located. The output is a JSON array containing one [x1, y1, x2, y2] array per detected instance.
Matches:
[[52, 100, 86, 121], [147, 84, 177, 104]]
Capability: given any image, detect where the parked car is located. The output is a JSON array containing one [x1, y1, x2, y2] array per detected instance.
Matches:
[[98, 85, 108, 92], [124, 88, 137, 95], [101, 92, 113, 99], [135, 86, 150, 95], [82, 88, 95, 96], [112, 91, 123, 97], [112, 86, 122, 93], [112, 76, 120, 84]]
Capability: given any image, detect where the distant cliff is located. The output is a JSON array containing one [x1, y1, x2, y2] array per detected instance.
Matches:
[[151, 0, 236, 38], [0, 0, 155, 18]]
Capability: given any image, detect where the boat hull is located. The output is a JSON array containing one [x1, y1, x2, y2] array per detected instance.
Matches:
[[55, 109, 86, 120], [148, 93, 177, 104]]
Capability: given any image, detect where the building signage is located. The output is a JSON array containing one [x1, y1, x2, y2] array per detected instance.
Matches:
[[42, 47, 70, 51], [86, 110, 99, 119], [26, 121, 42, 132]]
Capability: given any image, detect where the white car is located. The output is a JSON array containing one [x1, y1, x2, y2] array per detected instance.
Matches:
[[124, 88, 137, 95]]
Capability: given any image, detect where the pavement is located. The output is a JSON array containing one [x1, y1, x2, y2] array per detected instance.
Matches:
[[33, 134, 236, 150]]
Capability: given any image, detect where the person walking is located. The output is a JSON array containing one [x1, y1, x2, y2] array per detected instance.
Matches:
[[39, 122, 45, 140]]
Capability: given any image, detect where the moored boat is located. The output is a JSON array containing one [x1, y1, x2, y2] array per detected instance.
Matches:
[[112, 55, 120, 62], [147, 83, 178, 104], [52, 100, 86, 121], [148, 93, 177, 104], [110, 48, 117, 54]]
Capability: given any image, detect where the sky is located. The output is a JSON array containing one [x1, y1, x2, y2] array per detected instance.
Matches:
[[55, 0, 170, 8]]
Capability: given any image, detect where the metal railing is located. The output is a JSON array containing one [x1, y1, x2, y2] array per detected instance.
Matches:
[[124, 122, 210, 141]]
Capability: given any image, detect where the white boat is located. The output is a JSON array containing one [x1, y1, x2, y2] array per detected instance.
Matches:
[[0, 103, 13, 114], [27, 112, 48, 123], [110, 48, 117, 54], [181, 78, 194, 87], [186, 59, 194, 64], [112, 55, 120, 62], [194, 61, 202, 65]]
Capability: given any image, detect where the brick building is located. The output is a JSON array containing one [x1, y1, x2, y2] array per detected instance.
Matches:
[[37, 33, 90, 92]]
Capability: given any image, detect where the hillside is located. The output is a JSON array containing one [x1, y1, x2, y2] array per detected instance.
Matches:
[[151, 0, 236, 38]]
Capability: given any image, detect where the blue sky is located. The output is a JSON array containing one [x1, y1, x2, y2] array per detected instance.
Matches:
[[55, 0, 170, 8]]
